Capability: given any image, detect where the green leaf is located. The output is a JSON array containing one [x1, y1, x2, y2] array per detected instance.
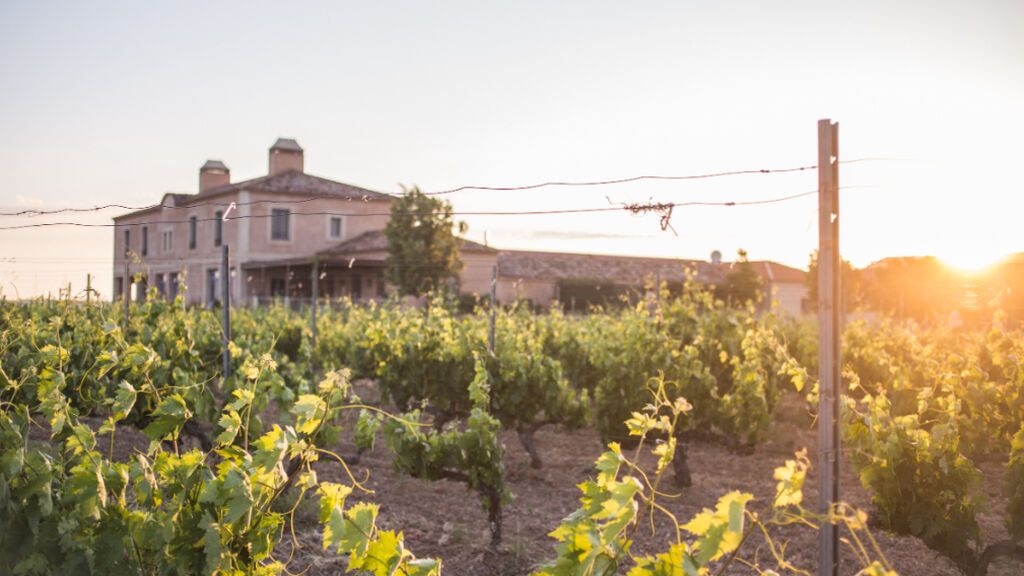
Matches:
[[202, 514, 225, 572], [215, 410, 242, 445], [318, 369, 351, 396], [357, 530, 404, 576], [228, 387, 256, 412], [292, 394, 325, 435], [252, 425, 293, 471], [653, 437, 675, 474], [221, 468, 253, 524], [143, 394, 190, 440], [13, 553, 49, 575], [773, 449, 808, 508], [110, 380, 137, 421], [403, 558, 442, 576], [355, 410, 381, 452], [681, 491, 752, 566], [595, 445, 623, 484], [318, 482, 354, 551], [341, 502, 379, 562]]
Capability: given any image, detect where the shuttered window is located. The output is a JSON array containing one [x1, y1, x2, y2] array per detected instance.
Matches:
[[271, 209, 290, 240]]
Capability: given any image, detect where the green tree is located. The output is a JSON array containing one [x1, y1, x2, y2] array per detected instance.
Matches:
[[720, 249, 763, 306], [384, 186, 464, 296]]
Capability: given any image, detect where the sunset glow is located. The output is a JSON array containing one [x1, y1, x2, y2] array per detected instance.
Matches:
[[3, 4, 1024, 576], [939, 251, 1005, 276]]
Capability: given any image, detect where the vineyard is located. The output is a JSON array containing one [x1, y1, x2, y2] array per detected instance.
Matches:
[[1, 284, 1022, 575]]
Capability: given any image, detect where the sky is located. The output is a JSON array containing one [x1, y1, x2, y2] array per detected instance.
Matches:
[[1, 0, 1022, 298]]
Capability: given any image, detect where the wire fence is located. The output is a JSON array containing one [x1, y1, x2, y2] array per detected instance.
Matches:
[[0, 157, 873, 311]]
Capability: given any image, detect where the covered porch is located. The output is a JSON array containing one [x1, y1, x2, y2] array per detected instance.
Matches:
[[241, 256, 387, 307]]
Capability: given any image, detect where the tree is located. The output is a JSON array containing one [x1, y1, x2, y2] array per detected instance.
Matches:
[[384, 186, 464, 296], [720, 249, 763, 306]]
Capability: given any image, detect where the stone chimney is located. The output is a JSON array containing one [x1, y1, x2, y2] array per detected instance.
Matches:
[[199, 160, 230, 193], [269, 138, 304, 175]]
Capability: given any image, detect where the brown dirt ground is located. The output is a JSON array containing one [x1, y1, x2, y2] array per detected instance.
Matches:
[[57, 389, 1021, 576], [279, 390, 1020, 576]]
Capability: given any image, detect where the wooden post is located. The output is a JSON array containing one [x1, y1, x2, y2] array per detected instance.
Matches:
[[86, 274, 92, 304], [285, 264, 291, 308], [222, 244, 231, 381], [311, 261, 319, 348], [260, 265, 266, 307], [489, 264, 497, 353], [817, 118, 841, 576]]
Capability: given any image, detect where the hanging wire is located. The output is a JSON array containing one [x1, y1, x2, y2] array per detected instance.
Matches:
[[0, 158, 888, 217], [0, 188, 826, 232]]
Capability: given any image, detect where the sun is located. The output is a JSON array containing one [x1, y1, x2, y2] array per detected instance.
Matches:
[[938, 248, 1003, 276]]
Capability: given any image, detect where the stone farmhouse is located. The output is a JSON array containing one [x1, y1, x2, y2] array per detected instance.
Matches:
[[112, 139, 807, 315]]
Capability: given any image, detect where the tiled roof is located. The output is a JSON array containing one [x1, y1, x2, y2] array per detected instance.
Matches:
[[317, 230, 497, 257], [497, 250, 722, 284], [112, 172, 391, 221], [270, 138, 303, 152], [192, 170, 392, 202], [738, 261, 806, 284], [201, 160, 229, 171], [865, 256, 938, 269]]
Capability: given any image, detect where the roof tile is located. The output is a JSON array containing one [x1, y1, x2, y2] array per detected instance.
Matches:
[[497, 250, 723, 284], [317, 230, 497, 257], [193, 170, 392, 202]]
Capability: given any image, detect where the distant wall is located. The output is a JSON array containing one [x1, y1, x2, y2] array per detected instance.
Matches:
[[496, 277, 557, 306], [768, 281, 808, 316], [459, 252, 499, 297]]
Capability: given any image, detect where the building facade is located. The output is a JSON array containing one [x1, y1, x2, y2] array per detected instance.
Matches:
[[494, 251, 808, 316], [113, 138, 807, 316], [112, 139, 498, 307]]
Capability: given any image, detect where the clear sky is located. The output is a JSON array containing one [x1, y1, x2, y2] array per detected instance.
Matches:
[[1, 0, 1022, 298]]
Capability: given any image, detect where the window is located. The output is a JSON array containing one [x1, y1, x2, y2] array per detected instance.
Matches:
[[189, 216, 197, 250], [155, 273, 165, 297], [271, 278, 287, 298], [141, 226, 148, 256], [135, 276, 148, 302], [214, 211, 223, 247], [169, 272, 179, 299], [123, 229, 130, 256], [206, 268, 219, 308], [329, 216, 343, 239], [162, 230, 173, 252], [351, 274, 362, 300], [271, 209, 290, 240]]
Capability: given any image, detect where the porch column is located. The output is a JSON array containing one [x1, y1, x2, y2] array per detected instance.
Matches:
[[284, 264, 291, 307]]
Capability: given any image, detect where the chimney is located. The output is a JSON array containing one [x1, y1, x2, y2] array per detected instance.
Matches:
[[199, 160, 230, 193], [710, 250, 722, 265], [269, 138, 304, 175]]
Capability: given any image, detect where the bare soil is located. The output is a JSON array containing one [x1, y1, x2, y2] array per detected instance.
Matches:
[[60, 389, 1020, 576], [280, 391, 1020, 576]]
